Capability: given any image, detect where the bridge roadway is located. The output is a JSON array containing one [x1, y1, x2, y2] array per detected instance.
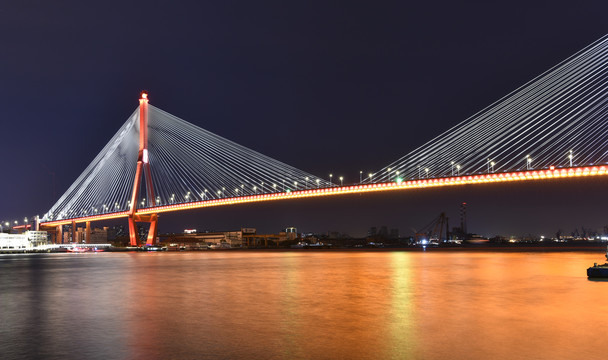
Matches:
[[40, 165, 608, 228]]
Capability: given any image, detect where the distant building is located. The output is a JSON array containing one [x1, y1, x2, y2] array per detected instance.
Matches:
[[368, 227, 377, 237], [285, 227, 297, 241], [389, 228, 399, 240], [160, 228, 296, 248], [107, 225, 125, 241], [91, 227, 109, 243], [72, 226, 109, 243], [379, 226, 388, 237], [368, 225, 399, 240], [327, 231, 341, 239], [194, 230, 245, 246], [162, 228, 259, 247]]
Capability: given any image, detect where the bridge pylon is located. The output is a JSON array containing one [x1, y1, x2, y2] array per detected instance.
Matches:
[[128, 91, 158, 246]]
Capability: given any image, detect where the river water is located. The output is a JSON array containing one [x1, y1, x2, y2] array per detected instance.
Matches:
[[1, 250, 606, 360]]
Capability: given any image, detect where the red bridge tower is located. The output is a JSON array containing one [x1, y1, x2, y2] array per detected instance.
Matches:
[[128, 92, 158, 246]]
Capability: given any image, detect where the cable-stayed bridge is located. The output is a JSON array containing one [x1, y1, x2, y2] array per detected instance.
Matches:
[[39, 34, 608, 245]]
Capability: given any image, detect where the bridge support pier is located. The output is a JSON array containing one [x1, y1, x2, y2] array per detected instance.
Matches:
[[86, 221, 91, 244], [128, 214, 158, 246], [128, 216, 138, 246], [56, 225, 63, 244], [71, 220, 76, 243]]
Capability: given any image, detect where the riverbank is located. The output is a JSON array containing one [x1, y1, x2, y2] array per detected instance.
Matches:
[[123, 242, 608, 253]]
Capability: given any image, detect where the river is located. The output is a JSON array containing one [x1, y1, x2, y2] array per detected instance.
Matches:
[[0, 250, 606, 359]]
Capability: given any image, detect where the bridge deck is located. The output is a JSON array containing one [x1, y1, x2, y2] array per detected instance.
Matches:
[[40, 165, 608, 227]]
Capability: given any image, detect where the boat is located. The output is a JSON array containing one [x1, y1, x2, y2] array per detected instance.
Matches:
[[141, 245, 167, 251], [587, 246, 608, 278], [209, 242, 231, 249], [67, 246, 91, 253], [66, 245, 106, 253]]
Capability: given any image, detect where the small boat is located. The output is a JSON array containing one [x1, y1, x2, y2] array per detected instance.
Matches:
[[209, 242, 231, 250], [587, 246, 608, 278], [141, 245, 167, 251], [67, 246, 91, 253]]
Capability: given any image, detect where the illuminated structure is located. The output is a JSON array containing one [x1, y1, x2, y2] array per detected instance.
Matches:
[[37, 35, 608, 243], [40, 165, 608, 228], [0, 231, 48, 251], [127, 92, 158, 245], [41, 92, 332, 245]]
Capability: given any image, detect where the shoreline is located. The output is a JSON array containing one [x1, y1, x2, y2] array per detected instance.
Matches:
[[224, 245, 607, 253], [2, 243, 606, 255], [128, 242, 608, 253]]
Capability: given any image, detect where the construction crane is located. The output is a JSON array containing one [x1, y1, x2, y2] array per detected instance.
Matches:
[[414, 212, 449, 246]]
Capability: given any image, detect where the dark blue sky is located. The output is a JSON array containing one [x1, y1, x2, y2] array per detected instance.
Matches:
[[2, 1, 608, 237]]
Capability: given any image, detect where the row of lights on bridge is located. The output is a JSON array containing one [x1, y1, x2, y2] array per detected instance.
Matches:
[[50, 175, 335, 218], [378, 150, 578, 181], [44, 150, 580, 220]]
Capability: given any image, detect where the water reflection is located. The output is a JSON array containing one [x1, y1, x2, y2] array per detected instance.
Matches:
[[1, 251, 607, 359]]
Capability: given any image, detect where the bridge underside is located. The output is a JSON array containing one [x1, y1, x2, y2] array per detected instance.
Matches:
[[40, 165, 608, 230]]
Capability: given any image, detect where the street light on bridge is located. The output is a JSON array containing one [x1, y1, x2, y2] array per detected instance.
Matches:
[[569, 150, 573, 167], [339, 176, 343, 186], [451, 161, 455, 176], [526, 155, 532, 170], [456, 164, 461, 176], [368, 173, 373, 183]]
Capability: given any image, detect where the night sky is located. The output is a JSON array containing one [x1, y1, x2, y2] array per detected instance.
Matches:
[[2, 1, 608, 237]]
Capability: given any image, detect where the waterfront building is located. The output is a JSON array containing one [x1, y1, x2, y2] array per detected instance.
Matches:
[[161, 228, 258, 247], [160, 228, 290, 248], [285, 227, 297, 240], [0, 231, 49, 250]]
